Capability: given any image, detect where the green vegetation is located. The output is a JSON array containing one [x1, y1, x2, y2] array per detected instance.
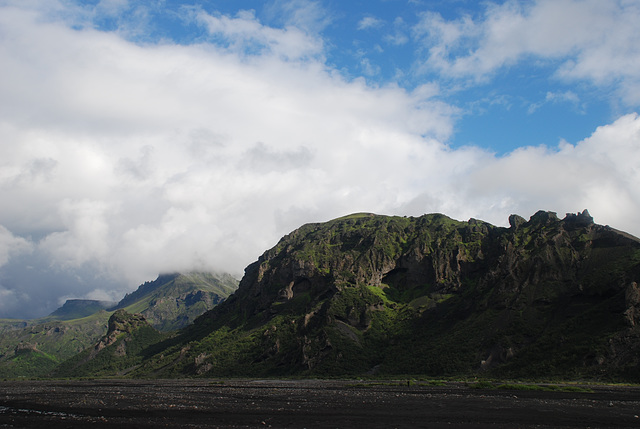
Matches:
[[117, 271, 238, 331], [0, 271, 238, 379], [47, 300, 116, 321], [468, 381, 594, 393], [9, 210, 640, 383], [122, 210, 640, 382], [0, 349, 60, 379], [0, 311, 111, 378], [53, 310, 168, 378]]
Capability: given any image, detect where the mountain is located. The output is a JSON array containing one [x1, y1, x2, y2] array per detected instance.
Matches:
[[0, 311, 111, 379], [0, 271, 238, 379], [48, 300, 117, 321], [113, 271, 239, 331], [52, 310, 166, 378], [129, 210, 640, 381]]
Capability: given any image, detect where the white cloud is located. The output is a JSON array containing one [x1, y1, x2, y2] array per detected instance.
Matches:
[[95, 0, 129, 17], [0, 225, 33, 267], [195, 9, 325, 61], [527, 90, 582, 114], [0, 0, 639, 318], [359, 57, 381, 77], [0, 286, 29, 315], [264, 0, 332, 35], [460, 113, 640, 234], [384, 17, 409, 46], [38, 199, 114, 269], [0, 1, 456, 283], [357, 16, 383, 30], [414, 0, 640, 102]]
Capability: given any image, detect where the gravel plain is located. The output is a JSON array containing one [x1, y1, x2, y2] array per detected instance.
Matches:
[[0, 379, 639, 428]]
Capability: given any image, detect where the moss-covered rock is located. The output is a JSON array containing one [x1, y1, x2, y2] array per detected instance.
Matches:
[[129, 211, 640, 381]]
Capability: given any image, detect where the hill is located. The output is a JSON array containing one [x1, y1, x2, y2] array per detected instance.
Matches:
[[0, 272, 238, 379], [128, 210, 640, 381], [52, 310, 166, 378], [0, 311, 112, 379], [113, 271, 239, 331]]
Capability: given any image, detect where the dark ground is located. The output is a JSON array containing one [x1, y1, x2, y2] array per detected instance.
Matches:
[[0, 379, 639, 428]]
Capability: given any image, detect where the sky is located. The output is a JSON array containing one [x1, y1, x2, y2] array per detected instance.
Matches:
[[1, 0, 639, 319]]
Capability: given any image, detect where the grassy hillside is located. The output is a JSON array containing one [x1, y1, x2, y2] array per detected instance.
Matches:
[[0, 271, 238, 379], [53, 310, 167, 378], [116, 272, 238, 331], [127, 211, 640, 382], [0, 311, 111, 379]]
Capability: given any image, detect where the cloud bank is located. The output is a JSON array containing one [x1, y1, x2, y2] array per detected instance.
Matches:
[[0, 0, 639, 318], [414, 0, 640, 103]]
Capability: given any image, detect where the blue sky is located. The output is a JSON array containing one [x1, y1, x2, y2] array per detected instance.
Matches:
[[84, 0, 626, 153], [1, 0, 639, 318]]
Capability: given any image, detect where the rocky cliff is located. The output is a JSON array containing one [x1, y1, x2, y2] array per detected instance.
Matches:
[[130, 211, 640, 380]]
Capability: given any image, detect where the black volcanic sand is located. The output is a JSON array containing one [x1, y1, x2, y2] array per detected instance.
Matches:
[[0, 379, 639, 428]]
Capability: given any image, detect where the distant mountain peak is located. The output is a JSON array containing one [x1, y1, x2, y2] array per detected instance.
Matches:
[[0, 270, 238, 379], [48, 299, 116, 321], [563, 209, 594, 226], [113, 271, 239, 331]]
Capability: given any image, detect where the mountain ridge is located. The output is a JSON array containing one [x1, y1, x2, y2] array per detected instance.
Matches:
[[125, 210, 640, 381], [0, 271, 238, 379], [53, 310, 165, 378], [48, 299, 117, 321], [112, 271, 239, 331]]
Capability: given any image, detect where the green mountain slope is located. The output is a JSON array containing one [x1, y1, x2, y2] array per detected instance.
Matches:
[[0, 272, 238, 379], [116, 272, 238, 331], [0, 311, 111, 379], [53, 310, 166, 378], [130, 210, 640, 381]]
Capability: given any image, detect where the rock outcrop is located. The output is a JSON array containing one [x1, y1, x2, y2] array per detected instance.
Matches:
[[93, 310, 149, 354], [53, 309, 165, 378]]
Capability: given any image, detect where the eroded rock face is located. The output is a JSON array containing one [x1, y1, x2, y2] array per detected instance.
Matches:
[[509, 214, 526, 229], [94, 310, 148, 354], [237, 210, 634, 320], [146, 210, 640, 380], [624, 282, 640, 326], [564, 209, 595, 228]]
